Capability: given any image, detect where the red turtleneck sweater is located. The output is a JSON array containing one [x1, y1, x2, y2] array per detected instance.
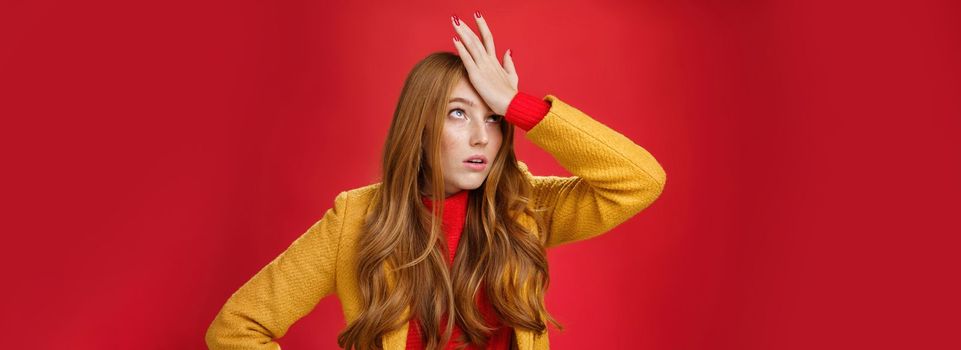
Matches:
[[404, 92, 550, 350]]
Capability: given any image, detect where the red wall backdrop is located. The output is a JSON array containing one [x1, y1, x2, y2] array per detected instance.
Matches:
[[1, 0, 958, 349]]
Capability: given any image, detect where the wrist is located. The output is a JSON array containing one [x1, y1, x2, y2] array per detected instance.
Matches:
[[504, 91, 550, 132]]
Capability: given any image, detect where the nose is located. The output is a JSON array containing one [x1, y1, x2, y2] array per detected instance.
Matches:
[[470, 120, 489, 147]]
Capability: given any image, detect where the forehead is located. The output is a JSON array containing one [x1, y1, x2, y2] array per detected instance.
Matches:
[[447, 79, 491, 112]]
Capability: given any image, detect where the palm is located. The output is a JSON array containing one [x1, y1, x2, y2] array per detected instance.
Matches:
[[451, 13, 519, 116]]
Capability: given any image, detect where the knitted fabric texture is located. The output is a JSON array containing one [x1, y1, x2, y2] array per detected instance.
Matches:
[[505, 91, 551, 132]]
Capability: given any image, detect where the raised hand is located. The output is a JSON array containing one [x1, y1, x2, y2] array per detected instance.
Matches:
[[450, 12, 518, 116]]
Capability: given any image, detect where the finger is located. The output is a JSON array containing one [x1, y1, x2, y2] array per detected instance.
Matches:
[[503, 49, 518, 88], [452, 15, 490, 65], [503, 49, 516, 77], [452, 36, 477, 71], [473, 12, 496, 57]]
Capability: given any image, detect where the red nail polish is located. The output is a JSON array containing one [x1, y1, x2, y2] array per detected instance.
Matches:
[[452, 15, 460, 26], [453, 36, 459, 42], [509, 49, 513, 57], [474, 11, 481, 18]]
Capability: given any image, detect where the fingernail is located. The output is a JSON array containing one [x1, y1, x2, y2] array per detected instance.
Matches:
[[451, 15, 460, 26], [474, 11, 481, 18], [453, 36, 460, 42], [509, 49, 513, 57]]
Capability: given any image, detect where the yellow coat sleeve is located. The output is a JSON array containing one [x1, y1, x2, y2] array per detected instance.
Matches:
[[524, 95, 667, 249], [205, 191, 348, 349]]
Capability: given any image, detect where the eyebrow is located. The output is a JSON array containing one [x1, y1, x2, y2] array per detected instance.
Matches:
[[448, 97, 475, 107]]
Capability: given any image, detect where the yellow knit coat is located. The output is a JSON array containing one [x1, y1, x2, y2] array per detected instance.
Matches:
[[205, 94, 667, 349]]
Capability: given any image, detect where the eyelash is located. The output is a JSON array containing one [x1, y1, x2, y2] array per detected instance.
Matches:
[[449, 108, 503, 123]]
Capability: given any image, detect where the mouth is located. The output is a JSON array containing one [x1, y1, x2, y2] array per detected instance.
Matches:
[[463, 154, 489, 171]]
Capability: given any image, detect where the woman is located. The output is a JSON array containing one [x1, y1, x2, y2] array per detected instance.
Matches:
[[206, 12, 667, 350]]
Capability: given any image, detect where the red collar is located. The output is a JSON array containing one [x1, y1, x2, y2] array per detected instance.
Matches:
[[421, 189, 469, 213], [421, 189, 470, 264]]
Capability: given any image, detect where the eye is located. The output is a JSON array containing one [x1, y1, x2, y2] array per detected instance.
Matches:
[[449, 108, 467, 119], [487, 114, 504, 123]]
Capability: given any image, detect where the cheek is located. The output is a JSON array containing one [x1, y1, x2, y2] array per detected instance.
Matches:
[[440, 128, 461, 160], [490, 127, 504, 148]]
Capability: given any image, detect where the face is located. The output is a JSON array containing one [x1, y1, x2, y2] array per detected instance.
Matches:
[[437, 78, 504, 198]]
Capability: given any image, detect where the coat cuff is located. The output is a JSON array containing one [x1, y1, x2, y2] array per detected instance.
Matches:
[[505, 91, 550, 131]]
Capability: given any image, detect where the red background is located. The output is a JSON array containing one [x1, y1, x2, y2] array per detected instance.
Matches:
[[1, 0, 959, 349]]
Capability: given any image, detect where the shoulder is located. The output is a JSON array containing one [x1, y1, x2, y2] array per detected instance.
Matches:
[[312, 183, 381, 243], [342, 182, 381, 201], [327, 182, 382, 219], [516, 159, 532, 176], [515, 160, 539, 186], [332, 183, 381, 206]]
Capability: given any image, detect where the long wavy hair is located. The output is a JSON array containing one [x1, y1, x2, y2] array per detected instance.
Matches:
[[336, 52, 563, 349]]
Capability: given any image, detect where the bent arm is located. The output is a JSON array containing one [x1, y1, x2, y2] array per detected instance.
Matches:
[[205, 191, 348, 349], [506, 92, 667, 249]]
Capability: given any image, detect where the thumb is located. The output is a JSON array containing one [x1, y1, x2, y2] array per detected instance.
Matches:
[[503, 49, 518, 88]]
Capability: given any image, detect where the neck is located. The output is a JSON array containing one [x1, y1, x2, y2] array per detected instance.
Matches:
[[420, 190, 468, 201], [421, 188, 466, 201]]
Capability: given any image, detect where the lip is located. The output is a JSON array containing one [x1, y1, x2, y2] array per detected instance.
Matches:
[[463, 161, 488, 171], [463, 154, 489, 171], [463, 154, 489, 163]]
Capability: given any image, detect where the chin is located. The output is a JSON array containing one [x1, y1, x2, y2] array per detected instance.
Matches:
[[450, 173, 490, 192], [460, 183, 482, 191]]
